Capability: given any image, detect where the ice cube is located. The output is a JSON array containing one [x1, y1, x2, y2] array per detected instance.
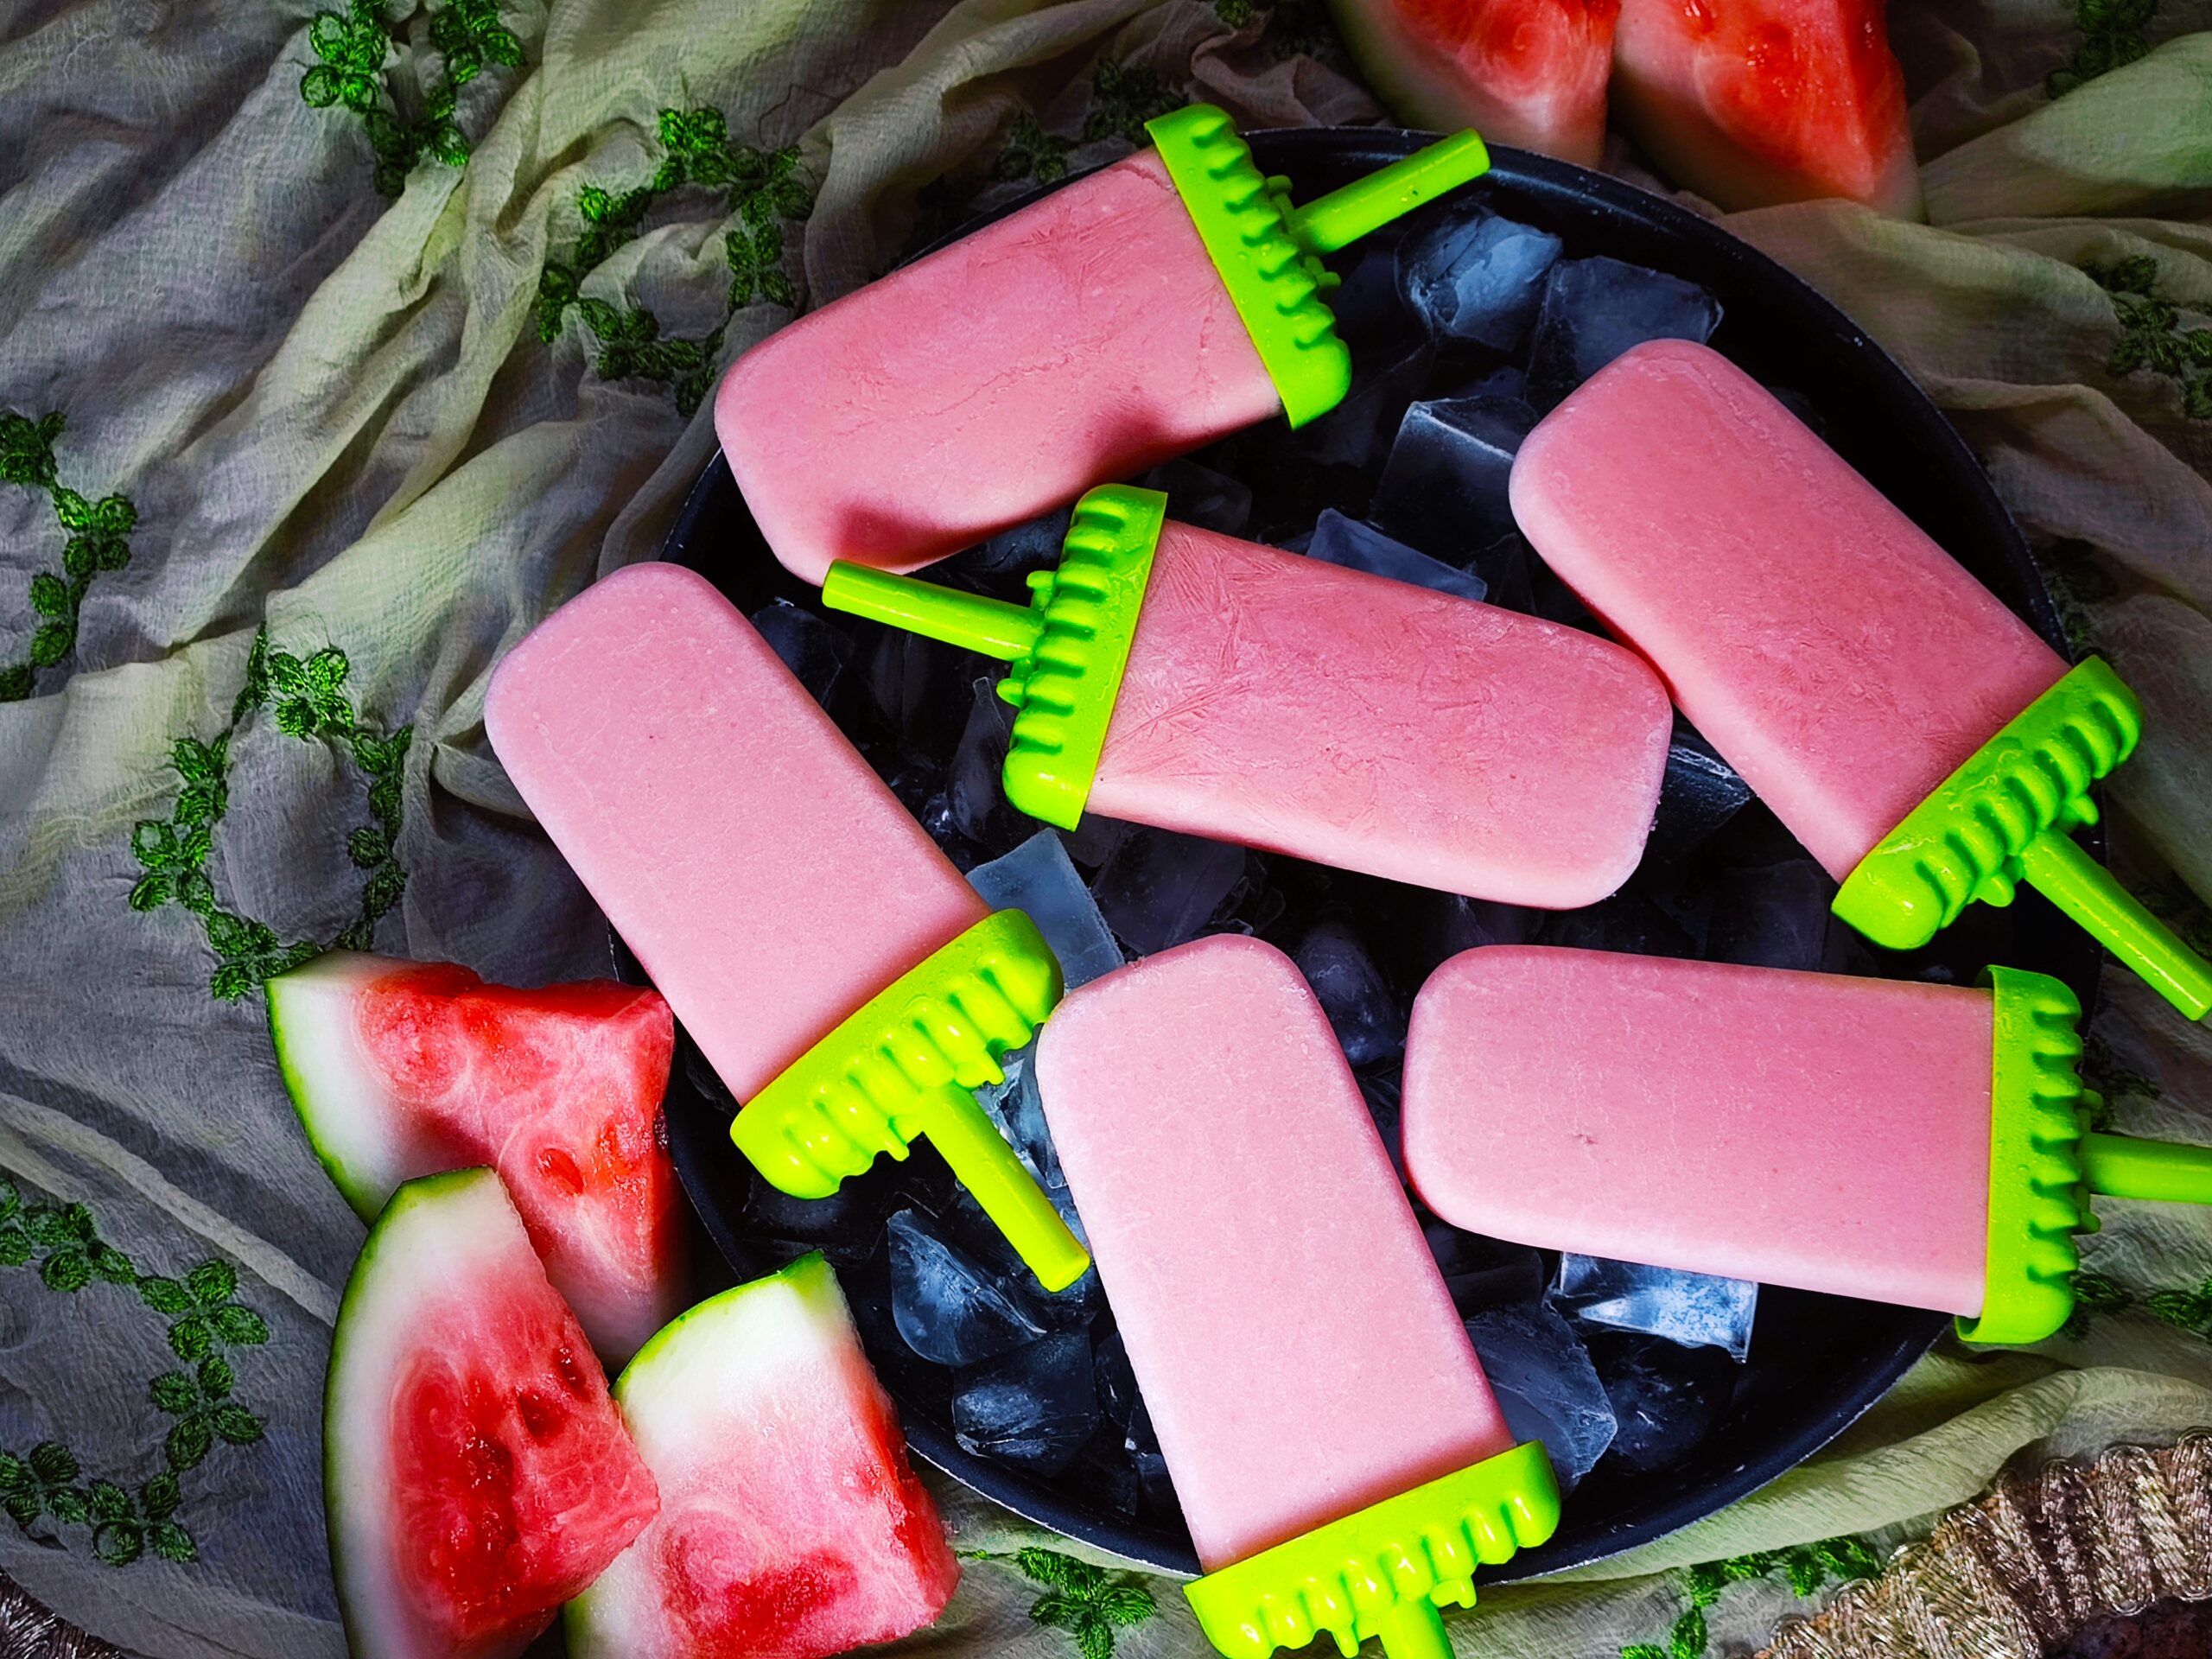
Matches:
[[1359, 1071, 1404, 1179], [1395, 203, 1563, 351], [1142, 458, 1253, 538], [866, 628, 976, 750], [952, 1330, 1100, 1475], [962, 505, 1072, 580], [1294, 921, 1407, 1069], [1426, 891, 1535, 964], [1288, 341, 1433, 471], [937, 677, 1027, 857], [738, 1166, 893, 1266], [1125, 1396, 1180, 1515], [969, 830, 1126, 990], [1094, 1325, 1141, 1430], [1526, 255, 1723, 409], [1468, 531, 1535, 613], [1539, 892, 1699, 959], [1646, 735, 1754, 864], [1706, 860, 1838, 972], [1090, 827, 1247, 956], [1059, 810, 1131, 870], [748, 600, 855, 707], [928, 1179, 1102, 1331], [1074, 1433, 1141, 1516], [1305, 511, 1488, 604], [973, 1046, 1060, 1189], [1427, 1224, 1548, 1313], [1369, 396, 1537, 559], [1446, 363, 1529, 404], [1586, 1330, 1736, 1474], [1325, 240, 1411, 341], [1464, 1303, 1618, 1489], [1552, 1254, 1758, 1361], [887, 1209, 1048, 1366]]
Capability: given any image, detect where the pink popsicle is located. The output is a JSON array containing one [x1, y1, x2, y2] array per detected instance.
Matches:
[[1035, 936, 1519, 1571], [1088, 520, 1672, 906], [1509, 339, 2066, 880], [486, 563, 988, 1102], [1402, 945, 1995, 1315], [719, 150, 1280, 586], [486, 563, 1088, 1288]]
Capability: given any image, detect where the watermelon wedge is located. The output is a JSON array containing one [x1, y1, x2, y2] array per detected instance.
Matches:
[[267, 952, 683, 1363], [567, 1254, 960, 1659], [1330, 0, 1622, 168], [326, 1167, 659, 1659], [1611, 0, 1921, 214]]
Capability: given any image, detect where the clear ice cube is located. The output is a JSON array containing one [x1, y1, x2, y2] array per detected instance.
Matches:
[[1090, 827, 1247, 956], [969, 830, 1126, 990], [952, 1330, 1100, 1475], [1646, 735, 1754, 864], [1094, 1325, 1141, 1431], [1369, 396, 1537, 559], [1553, 1254, 1758, 1361], [1395, 203, 1563, 352], [1293, 921, 1407, 1069], [938, 677, 1027, 857], [1705, 860, 1839, 973], [887, 1208, 1048, 1366], [1427, 1224, 1548, 1314], [1305, 511, 1488, 604], [1289, 342, 1433, 471], [1143, 457, 1253, 538], [1465, 1303, 1618, 1489], [1586, 1330, 1736, 1474], [1359, 1071, 1405, 1179], [1526, 255, 1723, 409], [749, 599, 855, 707], [963, 505, 1072, 580]]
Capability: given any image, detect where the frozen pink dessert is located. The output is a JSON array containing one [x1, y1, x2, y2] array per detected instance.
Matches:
[[1402, 945, 1995, 1316], [718, 151, 1278, 586], [1509, 339, 2066, 880], [1036, 936, 1518, 1570], [1090, 520, 1671, 906], [483, 563, 986, 1102]]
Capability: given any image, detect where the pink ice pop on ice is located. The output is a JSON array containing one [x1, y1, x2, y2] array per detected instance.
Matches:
[[485, 563, 1088, 1290], [717, 106, 1495, 584], [824, 487, 1670, 906], [1037, 936, 1559, 1659], [1402, 945, 2212, 1344], [1508, 339, 2212, 1020]]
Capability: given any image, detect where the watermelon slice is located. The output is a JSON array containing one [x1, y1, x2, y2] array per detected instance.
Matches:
[[1611, 0, 1921, 213], [267, 951, 683, 1363], [567, 1254, 960, 1659], [326, 1167, 660, 1659], [1330, 0, 1622, 168]]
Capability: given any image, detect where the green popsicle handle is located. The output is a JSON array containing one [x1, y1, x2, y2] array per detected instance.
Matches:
[[822, 562, 1044, 661], [1372, 1599, 1454, 1659], [2016, 830, 2212, 1021], [2084, 1131, 2212, 1205], [1282, 130, 1494, 257], [918, 1082, 1090, 1292]]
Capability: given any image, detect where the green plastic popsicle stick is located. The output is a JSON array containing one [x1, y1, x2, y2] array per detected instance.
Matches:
[[1184, 1440, 1559, 1659], [823, 485, 1166, 832], [1834, 657, 2212, 1021], [730, 908, 1090, 1291], [1147, 105, 1490, 427], [1965, 966, 2212, 1344], [1284, 130, 1494, 257]]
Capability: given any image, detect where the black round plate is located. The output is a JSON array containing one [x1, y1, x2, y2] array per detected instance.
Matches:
[[645, 130, 2097, 1578]]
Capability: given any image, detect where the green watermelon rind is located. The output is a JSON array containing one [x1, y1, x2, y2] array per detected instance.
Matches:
[[1327, 0, 1494, 136], [326, 1166, 517, 1659], [563, 1254, 919, 1656], [266, 950, 416, 1222]]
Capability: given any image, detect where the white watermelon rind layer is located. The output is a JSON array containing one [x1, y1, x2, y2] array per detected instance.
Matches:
[[267, 950, 417, 1221], [326, 1166, 526, 1659], [564, 1254, 874, 1657]]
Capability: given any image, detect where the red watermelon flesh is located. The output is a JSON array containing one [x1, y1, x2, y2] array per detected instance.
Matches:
[[267, 952, 683, 1364], [567, 1254, 960, 1659], [1612, 0, 1921, 213], [327, 1168, 660, 1659], [1332, 0, 1621, 168]]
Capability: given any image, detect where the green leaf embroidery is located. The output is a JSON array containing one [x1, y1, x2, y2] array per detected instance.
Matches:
[[1621, 1536, 1882, 1659], [0, 1182, 268, 1568], [2048, 0, 2158, 96], [301, 0, 523, 197], [537, 107, 813, 415], [956, 1548, 1159, 1659], [1, 411, 135, 701], [129, 628, 411, 999], [2085, 256, 2211, 419]]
